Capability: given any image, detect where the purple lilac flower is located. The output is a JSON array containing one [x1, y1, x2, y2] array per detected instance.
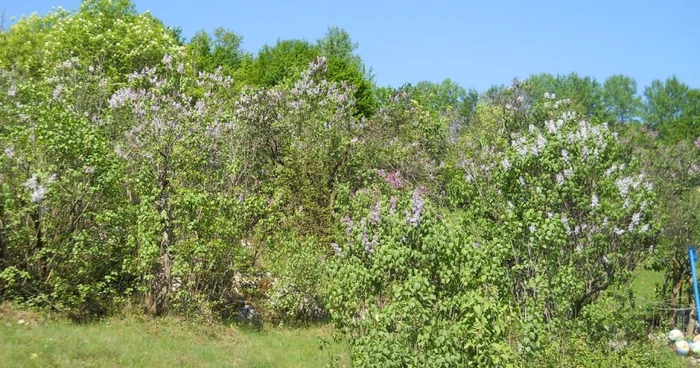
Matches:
[[389, 196, 398, 213], [341, 216, 354, 236]]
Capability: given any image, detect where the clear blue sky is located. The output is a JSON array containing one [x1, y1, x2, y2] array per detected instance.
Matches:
[[2, 0, 698, 93]]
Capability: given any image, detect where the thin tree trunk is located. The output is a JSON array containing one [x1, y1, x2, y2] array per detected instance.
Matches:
[[145, 161, 173, 316]]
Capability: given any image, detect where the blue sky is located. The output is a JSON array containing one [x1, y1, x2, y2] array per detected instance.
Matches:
[[2, 0, 698, 93]]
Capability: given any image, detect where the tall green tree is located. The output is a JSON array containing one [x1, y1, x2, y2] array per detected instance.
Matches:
[[602, 74, 642, 123], [0, 0, 181, 81], [643, 76, 700, 141], [186, 27, 244, 75]]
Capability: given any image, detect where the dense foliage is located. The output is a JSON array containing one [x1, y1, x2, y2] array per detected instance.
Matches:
[[1, 1, 699, 366]]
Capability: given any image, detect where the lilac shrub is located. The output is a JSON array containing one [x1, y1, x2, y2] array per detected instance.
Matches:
[[106, 55, 246, 316], [327, 185, 514, 367], [452, 92, 657, 355]]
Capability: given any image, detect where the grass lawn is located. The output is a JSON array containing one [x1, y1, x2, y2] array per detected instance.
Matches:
[[0, 304, 349, 368], [632, 268, 665, 304]]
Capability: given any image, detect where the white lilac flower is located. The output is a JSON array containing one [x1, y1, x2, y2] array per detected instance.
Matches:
[[53, 84, 63, 100], [563, 167, 574, 178], [536, 134, 547, 150], [556, 173, 565, 185], [616, 176, 633, 197], [23, 174, 38, 190], [4, 145, 15, 158], [545, 120, 557, 134], [641, 224, 650, 232], [8, 84, 17, 97], [517, 145, 528, 156], [529, 224, 536, 233], [561, 149, 569, 163], [501, 158, 511, 170], [519, 176, 526, 186], [614, 227, 625, 235], [31, 185, 47, 203], [631, 212, 641, 226], [330, 242, 342, 257], [591, 194, 599, 209]]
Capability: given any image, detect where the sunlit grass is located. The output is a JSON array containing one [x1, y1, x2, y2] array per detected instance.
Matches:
[[0, 304, 349, 368]]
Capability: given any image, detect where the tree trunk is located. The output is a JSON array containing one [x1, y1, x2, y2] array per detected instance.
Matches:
[[145, 163, 173, 316]]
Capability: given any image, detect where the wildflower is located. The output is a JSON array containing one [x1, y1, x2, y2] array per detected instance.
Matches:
[[529, 224, 536, 233], [641, 223, 650, 232], [7, 84, 17, 97]]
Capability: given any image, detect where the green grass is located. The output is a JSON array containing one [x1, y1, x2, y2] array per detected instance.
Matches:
[[632, 268, 665, 304], [0, 305, 349, 368]]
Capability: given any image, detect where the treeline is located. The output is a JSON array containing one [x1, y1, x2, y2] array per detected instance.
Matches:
[[0, 1, 698, 367]]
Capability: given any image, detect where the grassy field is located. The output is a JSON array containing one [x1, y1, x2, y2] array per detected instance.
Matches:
[[0, 304, 349, 368], [632, 268, 665, 303], [0, 270, 678, 368]]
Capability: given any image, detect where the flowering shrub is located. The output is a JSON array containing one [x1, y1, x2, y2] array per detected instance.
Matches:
[[327, 186, 514, 367], [0, 61, 130, 316], [449, 93, 657, 356]]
